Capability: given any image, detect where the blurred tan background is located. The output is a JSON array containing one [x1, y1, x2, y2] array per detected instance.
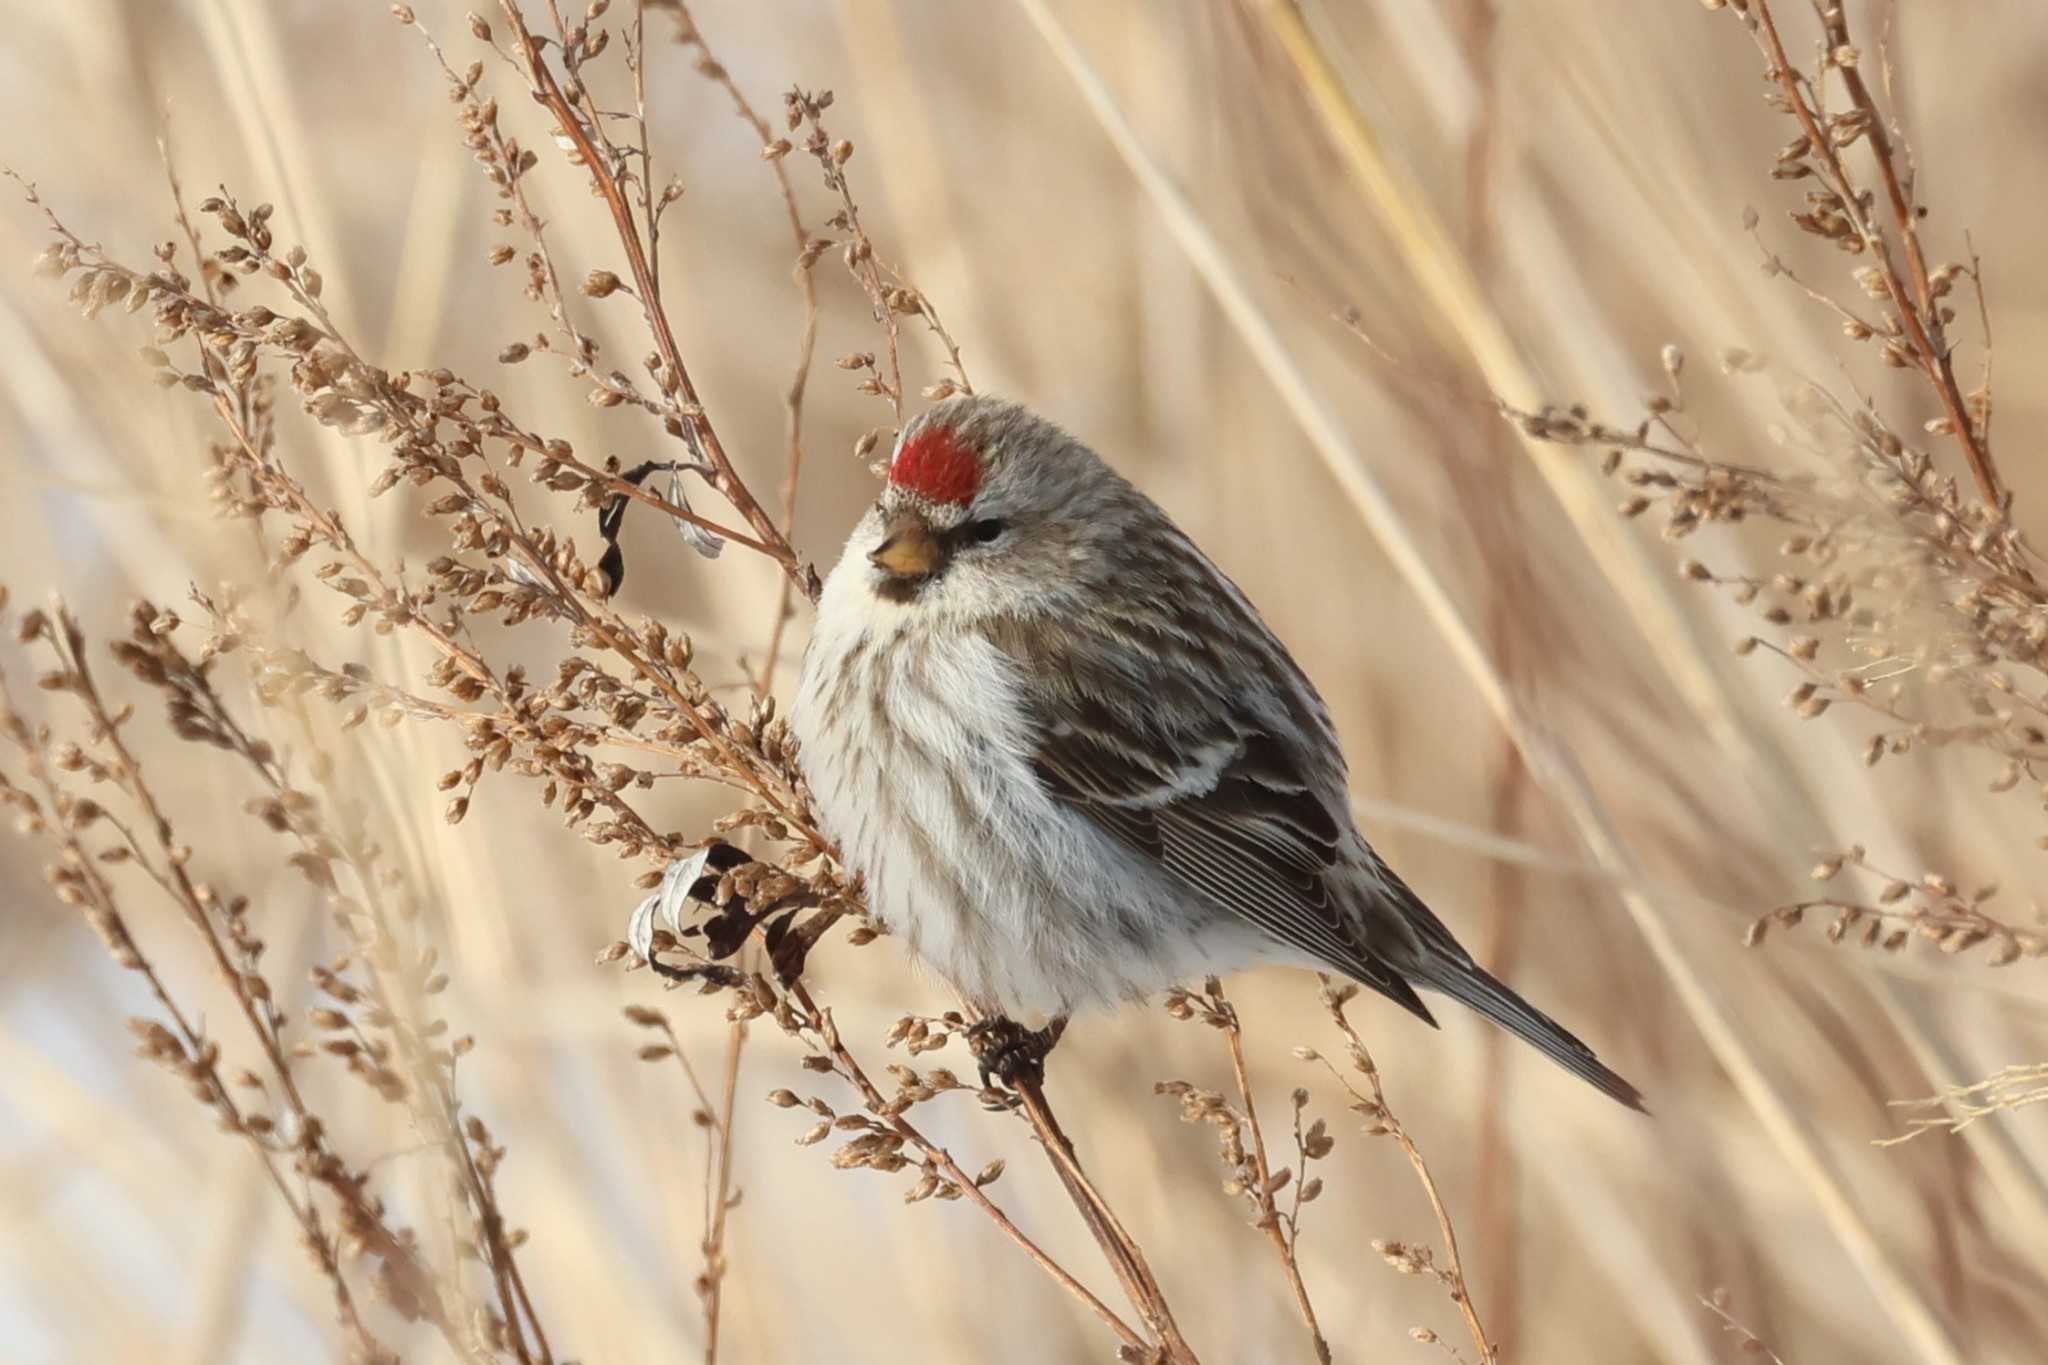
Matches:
[[4, 1, 2048, 1361]]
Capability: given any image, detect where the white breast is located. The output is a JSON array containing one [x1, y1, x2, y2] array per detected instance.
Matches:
[[792, 539, 1275, 1018], [794, 552, 1044, 1010]]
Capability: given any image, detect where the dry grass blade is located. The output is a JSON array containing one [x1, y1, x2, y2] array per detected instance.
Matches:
[[0, 599, 548, 1363], [1249, 0, 1745, 758], [1008, 8, 1965, 1364], [1878, 1063, 2048, 1146], [1011, 15, 1966, 1365]]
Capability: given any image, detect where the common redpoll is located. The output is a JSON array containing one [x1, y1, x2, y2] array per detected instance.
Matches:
[[793, 395, 1643, 1109]]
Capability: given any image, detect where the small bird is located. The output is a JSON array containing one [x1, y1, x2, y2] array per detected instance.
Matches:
[[792, 395, 1643, 1109]]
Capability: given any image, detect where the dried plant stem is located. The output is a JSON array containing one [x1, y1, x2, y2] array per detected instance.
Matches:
[[225, 662, 553, 1364], [940, 990, 1193, 1360], [201, 387, 775, 858], [1211, 988, 1329, 1364], [248, 334, 812, 843], [1020, 9, 1965, 1362], [784, 985, 1148, 1354], [443, 393, 781, 557], [1878, 1063, 2048, 1146], [758, 438, 809, 692], [222, 603, 554, 1356], [1, 612, 519, 1364], [19, 179, 566, 1347], [628, 0, 659, 295], [623, 1004, 746, 1364], [497, 0, 814, 597], [661, 0, 821, 692], [1702, 1291, 1791, 1364], [1743, 0, 2002, 507], [0, 687, 390, 1361], [1244, 0, 1749, 760], [1012, 1075, 1200, 1363], [1319, 989, 1495, 1365], [701, 1021, 745, 1364]]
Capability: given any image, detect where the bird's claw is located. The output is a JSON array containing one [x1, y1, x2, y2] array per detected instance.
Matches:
[[966, 1016, 1064, 1091]]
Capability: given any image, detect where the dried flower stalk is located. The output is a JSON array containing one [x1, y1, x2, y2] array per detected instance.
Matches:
[[1159, 980, 1332, 1364], [1302, 981, 1496, 1365]]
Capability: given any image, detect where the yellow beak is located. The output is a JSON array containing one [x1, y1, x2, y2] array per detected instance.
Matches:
[[868, 511, 945, 579]]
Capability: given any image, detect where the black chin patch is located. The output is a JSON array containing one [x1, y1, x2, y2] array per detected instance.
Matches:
[[872, 571, 936, 604]]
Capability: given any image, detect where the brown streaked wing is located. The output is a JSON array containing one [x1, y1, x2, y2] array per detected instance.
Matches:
[[989, 609, 1436, 1025]]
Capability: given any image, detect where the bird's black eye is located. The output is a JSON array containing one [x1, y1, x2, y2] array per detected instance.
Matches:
[[968, 518, 1006, 544]]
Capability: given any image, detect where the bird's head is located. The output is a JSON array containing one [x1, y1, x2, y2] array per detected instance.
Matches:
[[860, 395, 1130, 615]]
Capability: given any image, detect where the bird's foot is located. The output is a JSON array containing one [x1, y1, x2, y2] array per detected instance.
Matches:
[[966, 1015, 1067, 1091]]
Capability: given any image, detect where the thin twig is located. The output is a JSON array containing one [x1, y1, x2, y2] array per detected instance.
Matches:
[[1012, 1074, 1200, 1362], [497, 0, 815, 597], [1212, 985, 1331, 1364], [784, 985, 1149, 1354], [660, 0, 821, 691], [701, 1021, 745, 1364], [1018, 11, 1965, 1360], [1702, 1291, 1791, 1364], [1315, 983, 1495, 1365], [1743, 0, 2003, 507]]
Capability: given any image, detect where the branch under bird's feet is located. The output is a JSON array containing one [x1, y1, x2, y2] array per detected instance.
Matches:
[[967, 1014, 1069, 1090]]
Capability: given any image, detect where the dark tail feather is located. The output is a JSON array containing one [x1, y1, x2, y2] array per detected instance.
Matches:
[[1356, 956, 1440, 1031], [1406, 957, 1647, 1112]]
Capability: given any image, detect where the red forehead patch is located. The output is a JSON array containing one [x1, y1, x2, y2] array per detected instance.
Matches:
[[889, 425, 981, 506]]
